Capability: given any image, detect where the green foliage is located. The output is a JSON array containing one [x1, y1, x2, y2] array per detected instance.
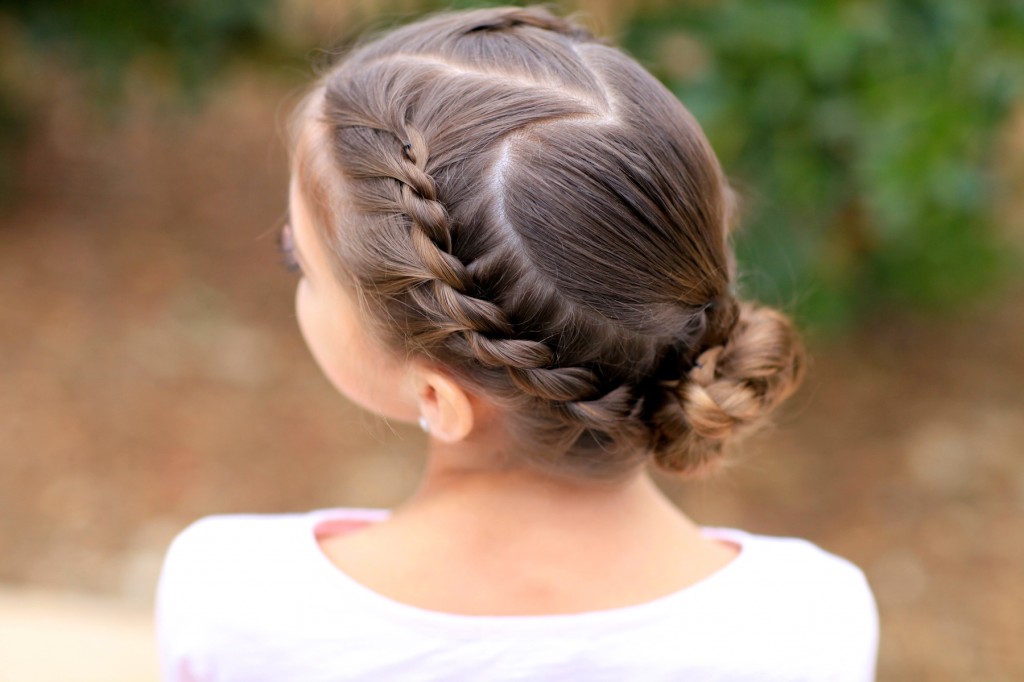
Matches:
[[0, 0, 283, 107], [625, 0, 1024, 330], [0, 88, 30, 205], [0, 0, 290, 204]]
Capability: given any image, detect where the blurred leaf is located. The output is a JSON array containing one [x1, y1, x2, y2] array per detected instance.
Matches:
[[0, 0, 286, 108], [626, 0, 1024, 330]]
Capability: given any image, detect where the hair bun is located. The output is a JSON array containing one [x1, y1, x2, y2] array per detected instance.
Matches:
[[650, 302, 805, 474]]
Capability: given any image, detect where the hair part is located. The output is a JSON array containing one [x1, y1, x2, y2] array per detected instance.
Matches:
[[287, 6, 804, 479]]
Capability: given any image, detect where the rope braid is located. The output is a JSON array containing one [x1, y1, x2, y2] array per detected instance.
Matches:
[[391, 121, 642, 442]]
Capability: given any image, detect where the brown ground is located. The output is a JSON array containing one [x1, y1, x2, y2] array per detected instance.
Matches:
[[1, 62, 1022, 681]]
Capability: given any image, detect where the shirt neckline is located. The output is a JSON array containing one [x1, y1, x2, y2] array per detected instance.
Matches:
[[301, 507, 755, 639]]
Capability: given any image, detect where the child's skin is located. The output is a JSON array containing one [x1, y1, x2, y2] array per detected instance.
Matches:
[[286, 164, 738, 617]]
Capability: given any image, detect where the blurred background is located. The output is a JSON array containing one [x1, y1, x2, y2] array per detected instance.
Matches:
[[0, 0, 1021, 679]]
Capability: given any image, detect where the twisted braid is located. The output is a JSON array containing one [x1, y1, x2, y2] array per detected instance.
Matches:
[[393, 124, 624, 425]]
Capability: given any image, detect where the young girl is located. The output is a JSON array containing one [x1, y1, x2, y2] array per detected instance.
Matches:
[[157, 6, 879, 680]]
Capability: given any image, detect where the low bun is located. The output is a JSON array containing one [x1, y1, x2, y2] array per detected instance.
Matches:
[[650, 302, 805, 474]]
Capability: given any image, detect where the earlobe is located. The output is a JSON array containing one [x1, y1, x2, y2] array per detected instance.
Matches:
[[414, 365, 475, 443]]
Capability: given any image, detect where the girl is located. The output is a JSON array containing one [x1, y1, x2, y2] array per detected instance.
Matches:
[[157, 6, 879, 680]]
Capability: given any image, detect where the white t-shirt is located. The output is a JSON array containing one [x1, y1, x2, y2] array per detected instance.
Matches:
[[156, 508, 879, 681]]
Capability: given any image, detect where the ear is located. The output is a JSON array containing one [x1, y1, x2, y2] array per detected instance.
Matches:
[[411, 364, 475, 443]]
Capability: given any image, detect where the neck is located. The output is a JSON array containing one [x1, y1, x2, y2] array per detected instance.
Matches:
[[392, 437, 696, 538], [317, 433, 740, 619]]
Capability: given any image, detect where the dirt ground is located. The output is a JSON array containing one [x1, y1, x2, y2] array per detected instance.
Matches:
[[1, 63, 1022, 681]]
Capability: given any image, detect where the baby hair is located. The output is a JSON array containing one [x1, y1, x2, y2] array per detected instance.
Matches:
[[287, 5, 804, 479]]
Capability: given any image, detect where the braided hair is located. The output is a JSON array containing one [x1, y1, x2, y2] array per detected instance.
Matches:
[[288, 6, 804, 478]]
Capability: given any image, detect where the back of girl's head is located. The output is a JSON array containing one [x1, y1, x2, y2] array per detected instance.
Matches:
[[288, 6, 804, 479]]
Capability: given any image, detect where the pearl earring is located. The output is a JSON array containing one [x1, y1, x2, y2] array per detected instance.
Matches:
[[418, 415, 430, 434]]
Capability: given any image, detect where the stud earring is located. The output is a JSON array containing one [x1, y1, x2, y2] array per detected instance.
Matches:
[[418, 415, 430, 434]]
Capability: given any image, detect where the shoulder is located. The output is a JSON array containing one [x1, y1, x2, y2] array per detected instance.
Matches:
[[707, 528, 879, 679], [161, 508, 388, 566], [156, 513, 313, 621], [728, 529, 871, 583], [720, 528, 877, 616], [158, 508, 392, 592], [696, 528, 880, 675], [158, 513, 299, 592], [156, 509, 385, 679], [163, 513, 306, 560], [156, 514, 307, 678]]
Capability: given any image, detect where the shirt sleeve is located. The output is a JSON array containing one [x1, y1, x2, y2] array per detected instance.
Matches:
[[800, 548, 881, 682], [155, 518, 224, 682], [846, 566, 881, 682], [750, 534, 881, 682]]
